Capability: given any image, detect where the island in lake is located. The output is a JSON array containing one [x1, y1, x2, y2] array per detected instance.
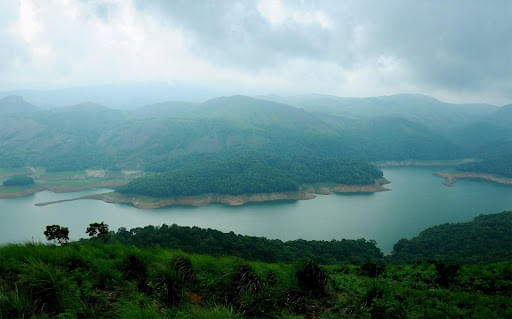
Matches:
[[34, 153, 390, 208]]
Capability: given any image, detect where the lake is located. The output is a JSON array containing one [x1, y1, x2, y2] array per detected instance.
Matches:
[[1, 167, 511, 252]]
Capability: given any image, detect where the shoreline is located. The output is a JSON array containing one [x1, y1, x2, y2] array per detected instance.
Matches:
[[35, 178, 391, 209], [435, 171, 512, 187], [375, 159, 475, 168], [0, 180, 129, 199]]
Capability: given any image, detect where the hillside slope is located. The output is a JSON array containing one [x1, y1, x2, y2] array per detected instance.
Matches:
[[392, 211, 512, 263]]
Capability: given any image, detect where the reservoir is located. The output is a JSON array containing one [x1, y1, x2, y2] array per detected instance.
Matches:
[[1, 167, 511, 252]]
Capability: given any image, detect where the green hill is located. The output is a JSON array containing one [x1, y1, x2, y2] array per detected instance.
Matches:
[[454, 105, 512, 156], [456, 153, 512, 178], [0, 241, 510, 318], [0, 93, 505, 173], [392, 211, 512, 263], [118, 152, 383, 197]]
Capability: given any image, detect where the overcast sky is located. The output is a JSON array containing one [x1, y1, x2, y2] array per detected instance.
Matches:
[[1, 0, 511, 104]]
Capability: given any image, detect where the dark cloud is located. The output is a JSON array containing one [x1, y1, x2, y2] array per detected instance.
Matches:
[[355, 1, 512, 91]]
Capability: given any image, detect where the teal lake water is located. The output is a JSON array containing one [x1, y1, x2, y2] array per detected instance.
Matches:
[[1, 167, 511, 251]]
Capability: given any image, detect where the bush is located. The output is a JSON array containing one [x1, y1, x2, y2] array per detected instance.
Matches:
[[18, 258, 80, 315], [296, 261, 329, 298], [120, 253, 148, 282], [360, 262, 386, 278], [153, 256, 196, 307]]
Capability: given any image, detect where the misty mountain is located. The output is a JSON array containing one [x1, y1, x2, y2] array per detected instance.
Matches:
[[344, 117, 461, 160], [262, 93, 497, 132], [195, 95, 334, 132], [455, 104, 512, 157], [0, 96, 39, 115], [0, 83, 225, 109], [132, 101, 200, 119], [0, 94, 506, 171]]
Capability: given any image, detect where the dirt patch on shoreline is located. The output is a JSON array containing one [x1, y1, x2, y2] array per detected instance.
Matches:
[[375, 159, 475, 168]]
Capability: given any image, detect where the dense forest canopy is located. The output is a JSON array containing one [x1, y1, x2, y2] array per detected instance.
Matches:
[[106, 223, 383, 264], [118, 152, 383, 197], [392, 211, 512, 263]]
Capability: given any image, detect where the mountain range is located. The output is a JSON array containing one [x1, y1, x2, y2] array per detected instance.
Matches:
[[0, 93, 510, 171]]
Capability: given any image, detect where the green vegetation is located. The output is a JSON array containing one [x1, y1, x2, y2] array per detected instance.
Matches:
[[43, 225, 70, 246], [0, 94, 484, 175], [392, 211, 512, 263], [2, 211, 512, 318], [107, 224, 382, 264], [86, 222, 111, 243], [457, 153, 512, 178], [119, 153, 383, 197], [2, 175, 34, 186], [0, 242, 510, 318]]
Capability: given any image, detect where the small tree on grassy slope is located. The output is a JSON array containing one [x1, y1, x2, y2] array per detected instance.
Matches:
[[44, 225, 69, 246], [86, 222, 111, 243]]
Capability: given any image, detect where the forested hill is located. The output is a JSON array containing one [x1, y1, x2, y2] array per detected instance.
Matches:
[[118, 153, 383, 197], [0, 94, 475, 172], [454, 104, 512, 158], [456, 153, 512, 178], [391, 211, 512, 263], [108, 224, 383, 264]]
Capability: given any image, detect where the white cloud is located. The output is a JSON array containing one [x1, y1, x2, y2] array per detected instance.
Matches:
[[256, 0, 332, 29], [0, 0, 511, 104]]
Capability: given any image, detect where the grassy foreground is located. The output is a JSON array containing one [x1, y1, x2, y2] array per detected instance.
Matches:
[[0, 242, 511, 318]]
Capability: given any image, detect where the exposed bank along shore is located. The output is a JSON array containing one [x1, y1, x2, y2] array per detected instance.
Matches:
[[35, 178, 391, 209], [435, 172, 512, 187], [0, 180, 129, 199]]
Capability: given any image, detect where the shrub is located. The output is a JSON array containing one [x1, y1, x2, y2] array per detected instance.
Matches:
[[360, 262, 386, 278], [120, 253, 148, 282], [296, 261, 329, 298]]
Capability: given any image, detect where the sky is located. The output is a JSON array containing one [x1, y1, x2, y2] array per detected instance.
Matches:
[[1, 0, 511, 105]]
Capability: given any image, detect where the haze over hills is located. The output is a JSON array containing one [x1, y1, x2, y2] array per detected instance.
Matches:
[[0, 83, 227, 109], [0, 93, 509, 172], [261, 93, 498, 132]]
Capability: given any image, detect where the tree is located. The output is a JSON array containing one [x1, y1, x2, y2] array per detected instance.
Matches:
[[44, 225, 69, 246], [86, 222, 111, 243]]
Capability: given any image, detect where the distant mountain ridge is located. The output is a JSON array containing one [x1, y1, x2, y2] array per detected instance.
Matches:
[[0, 93, 509, 171], [260, 93, 498, 132], [0, 95, 39, 114]]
